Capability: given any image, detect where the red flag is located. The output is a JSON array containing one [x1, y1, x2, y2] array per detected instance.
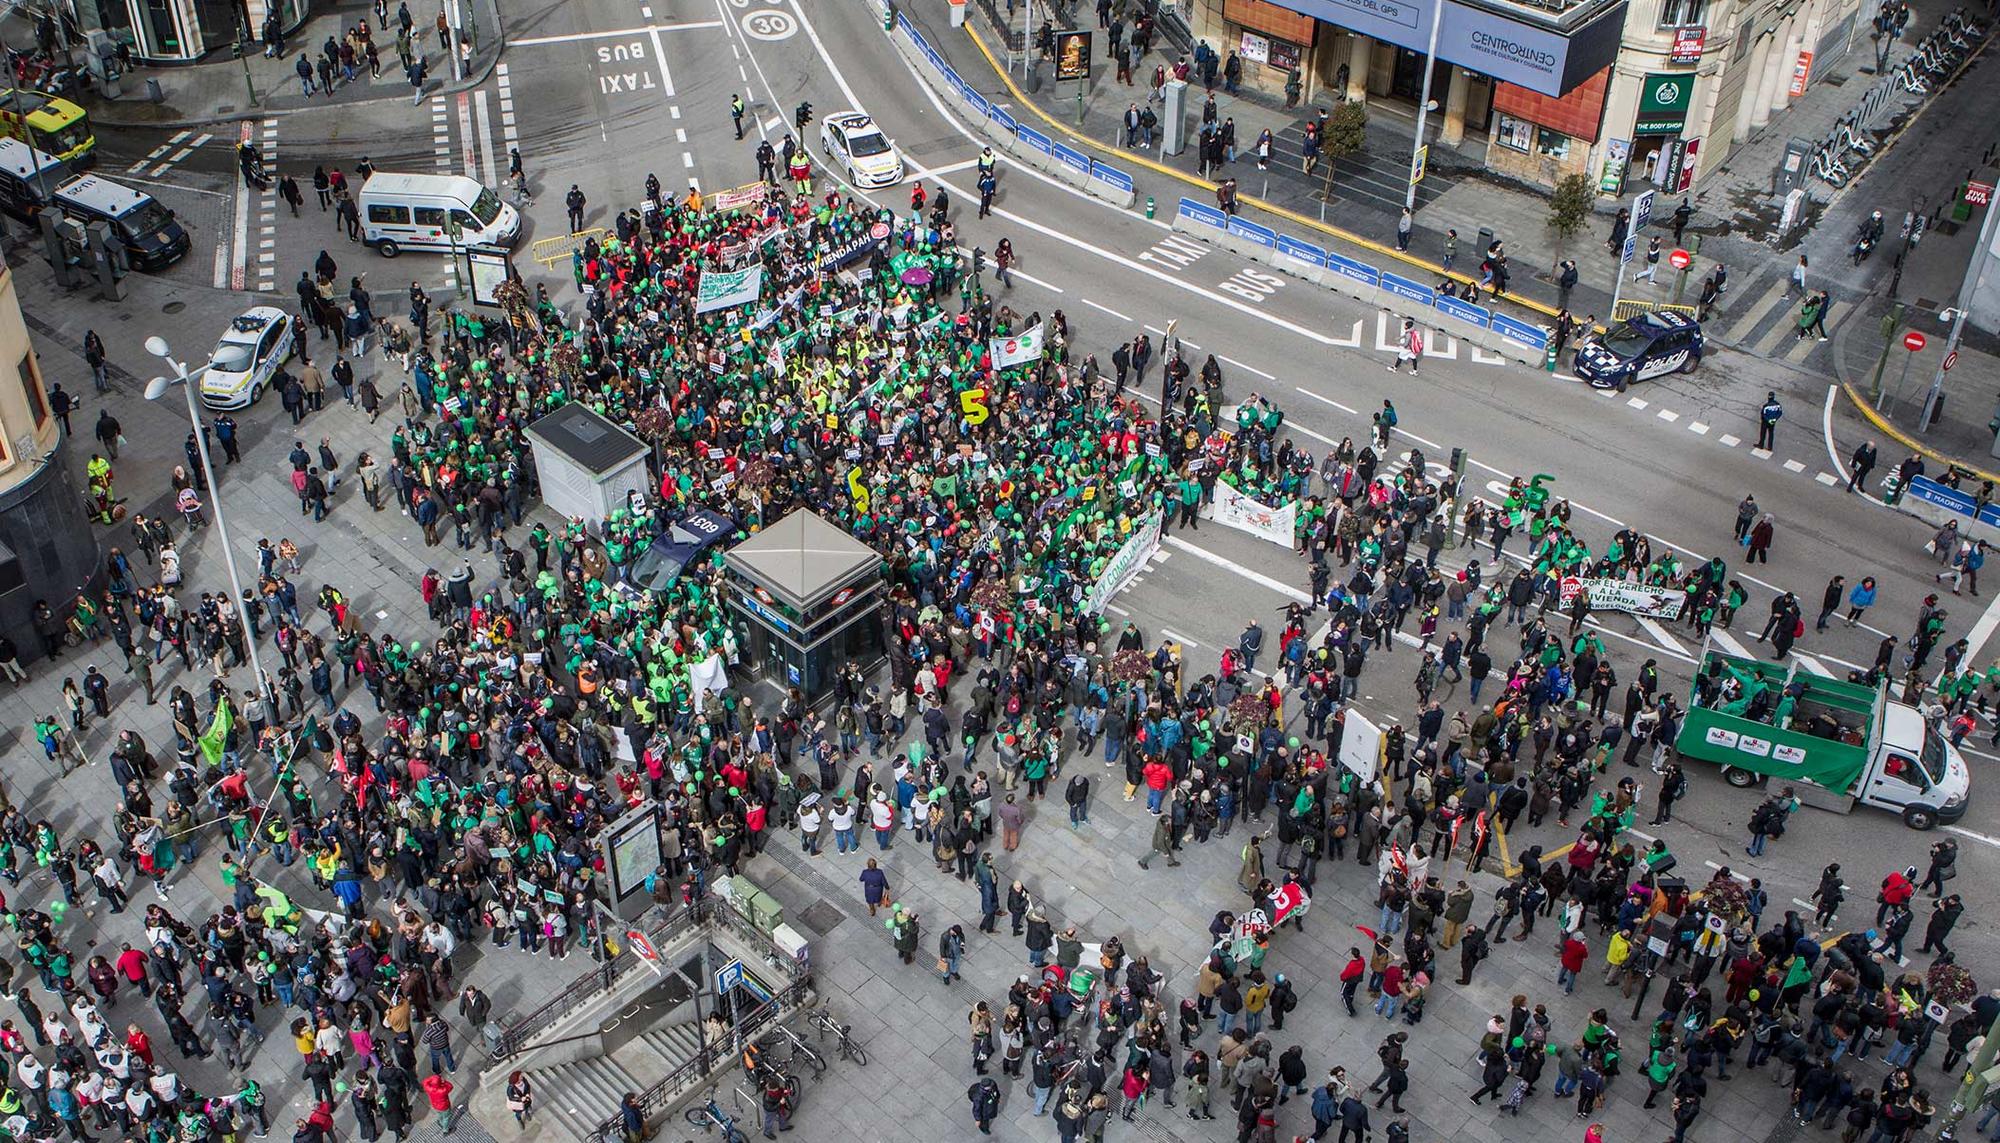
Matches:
[[1449, 814, 1464, 854], [1475, 810, 1490, 852], [1389, 842, 1408, 877]]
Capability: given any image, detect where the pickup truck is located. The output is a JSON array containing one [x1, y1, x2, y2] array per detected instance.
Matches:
[[1674, 652, 1971, 830]]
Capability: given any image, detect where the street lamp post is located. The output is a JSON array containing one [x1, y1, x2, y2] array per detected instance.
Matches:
[[144, 336, 278, 711], [1403, 0, 1444, 212], [1919, 190, 2000, 432]]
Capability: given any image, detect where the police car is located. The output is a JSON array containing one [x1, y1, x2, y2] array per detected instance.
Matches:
[[1572, 310, 1705, 389], [199, 307, 294, 409], [819, 111, 904, 188]]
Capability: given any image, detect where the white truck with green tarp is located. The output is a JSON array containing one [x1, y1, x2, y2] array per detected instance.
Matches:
[[1674, 652, 1971, 830]]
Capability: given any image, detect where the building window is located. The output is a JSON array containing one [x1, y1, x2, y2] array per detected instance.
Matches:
[[1535, 128, 1573, 159], [1496, 114, 1533, 152], [17, 351, 45, 427], [1658, 0, 1705, 28]]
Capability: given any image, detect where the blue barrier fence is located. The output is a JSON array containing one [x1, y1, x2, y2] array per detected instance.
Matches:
[[1908, 475, 2000, 527], [1227, 217, 1277, 248], [1171, 196, 1547, 350], [895, 18, 1135, 196], [1177, 197, 1227, 228]]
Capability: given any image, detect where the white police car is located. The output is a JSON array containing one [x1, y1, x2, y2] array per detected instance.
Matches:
[[1572, 310, 1705, 390], [199, 307, 294, 409], [819, 111, 904, 188]]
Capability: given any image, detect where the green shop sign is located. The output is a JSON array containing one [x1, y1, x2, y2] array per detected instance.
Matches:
[[1635, 72, 1695, 135]]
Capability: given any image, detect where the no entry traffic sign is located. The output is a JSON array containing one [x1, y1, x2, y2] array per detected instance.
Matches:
[[1944, 349, 1959, 371], [1904, 331, 1927, 352], [1668, 248, 1692, 270]]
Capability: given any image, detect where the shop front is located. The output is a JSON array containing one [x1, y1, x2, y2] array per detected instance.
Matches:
[[1215, 0, 1318, 99], [1484, 66, 1608, 188], [1627, 70, 1694, 189], [72, 0, 309, 64]]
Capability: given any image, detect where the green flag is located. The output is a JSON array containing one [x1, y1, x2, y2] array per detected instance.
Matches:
[[199, 701, 233, 767]]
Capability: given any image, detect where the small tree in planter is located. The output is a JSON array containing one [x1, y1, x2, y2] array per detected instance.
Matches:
[[1927, 961, 1977, 1008], [1701, 872, 1751, 927], [1547, 173, 1595, 262], [1110, 649, 1152, 686], [1227, 691, 1272, 735], [969, 578, 1012, 617]]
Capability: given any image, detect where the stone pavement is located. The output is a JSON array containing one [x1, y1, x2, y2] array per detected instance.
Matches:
[[76, 0, 503, 128], [0, 239, 1889, 1143], [905, 0, 1978, 354], [1, 243, 536, 1132]]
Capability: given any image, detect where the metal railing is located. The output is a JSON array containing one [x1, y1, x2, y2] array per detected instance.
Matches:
[[589, 974, 816, 1142], [493, 900, 711, 1058]]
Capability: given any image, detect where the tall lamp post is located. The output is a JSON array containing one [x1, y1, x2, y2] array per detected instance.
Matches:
[[1403, 0, 1444, 211], [143, 336, 277, 710]]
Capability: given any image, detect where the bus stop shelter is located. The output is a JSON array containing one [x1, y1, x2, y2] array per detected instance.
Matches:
[[723, 510, 884, 702]]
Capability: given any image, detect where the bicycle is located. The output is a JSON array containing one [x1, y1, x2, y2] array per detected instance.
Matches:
[[770, 1024, 831, 1077], [684, 1089, 748, 1143], [805, 1004, 870, 1067]]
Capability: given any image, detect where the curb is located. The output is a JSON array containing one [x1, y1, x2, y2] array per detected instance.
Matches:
[[86, 8, 505, 130], [957, 22, 1565, 325], [1836, 380, 2000, 485]]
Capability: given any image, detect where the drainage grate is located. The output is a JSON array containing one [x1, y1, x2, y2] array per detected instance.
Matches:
[[795, 900, 847, 936]]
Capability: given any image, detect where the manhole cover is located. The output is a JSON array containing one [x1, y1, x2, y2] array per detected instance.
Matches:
[[163, 301, 185, 314], [795, 901, 846, 936]]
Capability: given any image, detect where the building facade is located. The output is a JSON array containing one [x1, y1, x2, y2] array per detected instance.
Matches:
[[64, 0, 310, 65], [0, 256, 102, 661], [1187, 0, 1864, 194]]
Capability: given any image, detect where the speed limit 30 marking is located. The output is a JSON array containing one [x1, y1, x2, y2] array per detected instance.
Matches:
[[741, 9, 795, 38]]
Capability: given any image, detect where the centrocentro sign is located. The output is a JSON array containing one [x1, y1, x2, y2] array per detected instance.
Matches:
[[1271, 0, 1626, 97]]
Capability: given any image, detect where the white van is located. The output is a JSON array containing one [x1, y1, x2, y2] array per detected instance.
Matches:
[[357, 172, 519, 257]]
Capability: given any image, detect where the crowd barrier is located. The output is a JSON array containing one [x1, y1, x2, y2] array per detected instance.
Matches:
[[893, 14, 1138, 208], [1174, 197, 1551, 366]]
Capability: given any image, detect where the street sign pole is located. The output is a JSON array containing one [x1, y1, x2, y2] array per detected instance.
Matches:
[[1871, 303, 1906, 406], [1402, 0, 1443, 212], [1607, 188, 1654, 321], [1920, 190, 2000, 431], [1891, 330, 1926, 413]]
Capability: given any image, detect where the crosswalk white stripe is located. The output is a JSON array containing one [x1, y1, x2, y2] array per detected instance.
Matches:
[[473, 89, 498, 191]]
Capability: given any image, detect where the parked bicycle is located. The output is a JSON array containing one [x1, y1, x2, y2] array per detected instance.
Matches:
[[805, 1004, 870, 1067], [684, 1088, 748, 1143], [768, 1025, 830, 1078]]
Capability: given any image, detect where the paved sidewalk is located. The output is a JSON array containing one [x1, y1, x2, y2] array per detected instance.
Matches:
[[79, 0, 503, 128], [905, 0, 1977, 347], [1829, 203, 2000, 482]]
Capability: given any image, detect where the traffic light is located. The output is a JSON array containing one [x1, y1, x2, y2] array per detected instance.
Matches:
[[972, 246, 986, 277], [795, 101, 813, 130]]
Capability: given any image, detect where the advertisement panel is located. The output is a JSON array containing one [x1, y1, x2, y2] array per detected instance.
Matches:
[[1204, 481, 1297, 546], [1669, 25, 1706, 63], [1055, 30, 1092, 80], [1635, 72, 1695, 134]]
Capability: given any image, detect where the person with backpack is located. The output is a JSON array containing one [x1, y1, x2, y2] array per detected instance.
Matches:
[[1651, 761, 1688, 825], [1745, 787, 1795, 856]]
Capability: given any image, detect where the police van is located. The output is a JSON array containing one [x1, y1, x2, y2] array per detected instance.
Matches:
[[50, 174, 190, 270], [0, 137, 69, 221]]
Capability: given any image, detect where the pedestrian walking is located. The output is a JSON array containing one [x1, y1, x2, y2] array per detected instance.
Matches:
[[1387, 319, 1423, 375]]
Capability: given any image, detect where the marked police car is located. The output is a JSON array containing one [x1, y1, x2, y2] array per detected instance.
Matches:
[[819, 111, 904, 188], [199, 307, 294, 409], [1572, 310, 1705, 389]]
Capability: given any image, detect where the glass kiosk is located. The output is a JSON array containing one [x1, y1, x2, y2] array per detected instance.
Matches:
[[723, 510, 885, 703]]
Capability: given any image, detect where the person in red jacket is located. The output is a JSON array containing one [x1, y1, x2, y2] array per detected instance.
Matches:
[[1559, 934, 1588, 995], [421, 1073, 456, 1134], [1339, 948, 1365, 1016], [1876, 866, 1916, 927], [1142, 759, 1174, 814]]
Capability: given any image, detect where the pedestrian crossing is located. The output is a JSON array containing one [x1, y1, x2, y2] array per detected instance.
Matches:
[[255, 118, 278, 294], [127, 129, 217, 178], [1705, 262, 1832, 364]]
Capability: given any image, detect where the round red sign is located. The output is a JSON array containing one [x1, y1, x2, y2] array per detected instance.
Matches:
[[1904, 331, 1927, 352], [870, 221, 891, 240], [1668, 248, 1692, 269], [1944, 349, 1959, 371]]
